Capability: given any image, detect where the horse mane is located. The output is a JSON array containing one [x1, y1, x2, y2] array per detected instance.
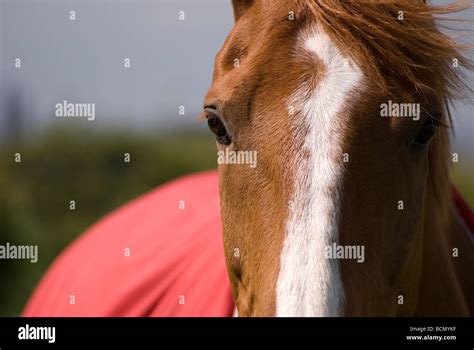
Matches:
[[298, 0, 473, 225], [301, 0, 473, 102]]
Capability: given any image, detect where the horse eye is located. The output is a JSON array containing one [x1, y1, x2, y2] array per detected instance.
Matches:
[[206, 111, 232, 145], [412, 117, 438, 150]]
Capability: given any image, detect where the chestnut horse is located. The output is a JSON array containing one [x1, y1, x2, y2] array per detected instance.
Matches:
[[24, 0, 474, 318], [203, 0, 474, 316]]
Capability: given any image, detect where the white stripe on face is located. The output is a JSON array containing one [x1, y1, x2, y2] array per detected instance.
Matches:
[[275, 25, 364, 316]]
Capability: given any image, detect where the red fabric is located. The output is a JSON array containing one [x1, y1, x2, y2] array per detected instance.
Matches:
[[22, 171, 234, 317], [21, 171, 474, 317], [452, 186, 474, 237]]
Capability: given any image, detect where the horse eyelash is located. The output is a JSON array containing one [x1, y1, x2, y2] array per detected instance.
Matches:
[[422, 109, 449, 129]]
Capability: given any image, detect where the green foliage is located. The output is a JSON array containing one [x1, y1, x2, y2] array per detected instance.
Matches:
[[0, 128, 217, 316]]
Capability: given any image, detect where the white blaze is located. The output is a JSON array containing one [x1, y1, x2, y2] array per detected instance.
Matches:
[[275, 26, 363, 316]]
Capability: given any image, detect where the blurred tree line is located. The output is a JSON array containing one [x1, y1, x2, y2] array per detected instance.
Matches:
[[0, 127, 217, 316]]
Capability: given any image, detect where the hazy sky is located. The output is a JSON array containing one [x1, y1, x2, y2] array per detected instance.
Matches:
[[0, 0, 472, 153], [0, 0, 233, 132]]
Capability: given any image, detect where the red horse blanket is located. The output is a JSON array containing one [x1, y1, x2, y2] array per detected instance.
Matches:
[[23, 171, 474, 317], [23, 171, 233, 317]]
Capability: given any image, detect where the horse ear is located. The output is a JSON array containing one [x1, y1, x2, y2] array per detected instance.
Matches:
[[231, 0, 254, 22]]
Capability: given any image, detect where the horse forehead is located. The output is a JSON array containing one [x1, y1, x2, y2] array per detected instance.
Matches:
[[275, 25, 364, 317], [293, 25, 363, 117]]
